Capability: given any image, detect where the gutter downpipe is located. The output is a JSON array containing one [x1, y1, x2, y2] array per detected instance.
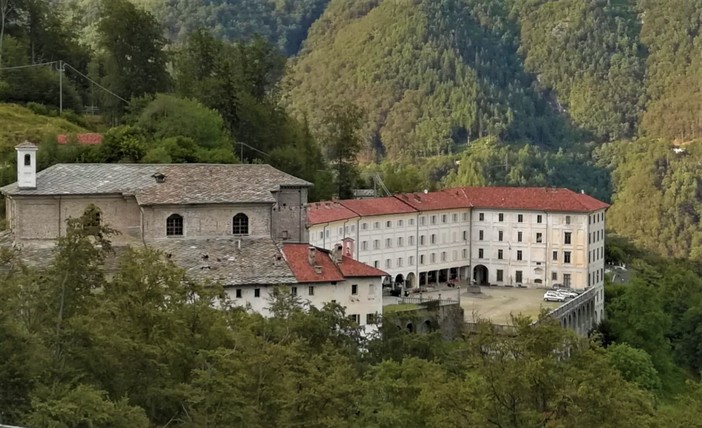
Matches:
[[139, 205, 147, 248]]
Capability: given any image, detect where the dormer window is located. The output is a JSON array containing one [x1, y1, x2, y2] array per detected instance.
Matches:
[[166, 214, 183, 236], [233, 213, 249, 235], [24, 154, 31, 166]]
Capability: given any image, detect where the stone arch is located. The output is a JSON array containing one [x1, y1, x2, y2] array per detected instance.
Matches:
[[406, 322, 414, 333], [395, 274, 405, 287], [406, 272, 417, 288], [473, 265, 489, 285]]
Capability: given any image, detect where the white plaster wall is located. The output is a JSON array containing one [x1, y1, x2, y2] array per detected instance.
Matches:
[[225, 276, 383, 326]]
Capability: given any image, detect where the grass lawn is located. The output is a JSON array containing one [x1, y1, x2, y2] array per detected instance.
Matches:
[[383, 303, 420, 313]]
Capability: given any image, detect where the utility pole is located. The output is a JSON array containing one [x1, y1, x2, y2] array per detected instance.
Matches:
[[58, 60, 63, 115]]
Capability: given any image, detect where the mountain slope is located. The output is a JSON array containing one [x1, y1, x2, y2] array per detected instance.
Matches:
[[285, 0, 572, 160]]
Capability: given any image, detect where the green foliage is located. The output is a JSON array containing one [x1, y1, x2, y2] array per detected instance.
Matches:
[[139, 0, 330, 56], [93, 0, 170, 117], [320, 102, 364, 199], [607, 343, 661, 391], [599, 139, 702, 259]]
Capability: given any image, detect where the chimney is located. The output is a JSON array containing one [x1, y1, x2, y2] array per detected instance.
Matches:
[[307, 246, 317, 265], [332, 243, 343, 264], [15, 141, 38, 189], [152, 172, 166, 183]]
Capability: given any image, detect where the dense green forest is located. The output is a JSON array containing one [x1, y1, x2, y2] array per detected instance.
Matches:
[[0, 213, 701, 427], [1, 0, 702, 425]]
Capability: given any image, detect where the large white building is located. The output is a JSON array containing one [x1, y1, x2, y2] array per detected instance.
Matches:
[[307, 187, 609, 319]]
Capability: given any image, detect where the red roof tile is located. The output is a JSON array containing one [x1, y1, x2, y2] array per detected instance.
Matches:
[[282, 244, 386, 283], [446, 187, 610, 212], [337, 255, 388, 278], [340, 196, 417, 216], [394, 190, 471, 212], [306, 202, 359, 225], [56, 133, 103, 145]]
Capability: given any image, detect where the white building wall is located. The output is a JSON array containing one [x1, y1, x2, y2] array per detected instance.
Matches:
[[225, 277, 383, 326]]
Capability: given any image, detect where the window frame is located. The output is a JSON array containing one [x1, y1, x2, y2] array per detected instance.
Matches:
[[232, 213, 249, 235], [166, 213, 184, 236]]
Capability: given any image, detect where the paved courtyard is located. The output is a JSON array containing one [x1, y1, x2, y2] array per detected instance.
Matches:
[[384, 285, 562, 325]]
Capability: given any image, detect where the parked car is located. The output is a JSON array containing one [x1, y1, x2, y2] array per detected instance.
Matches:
[[559, 290, 579, 299], [543, 291, 566, 302]]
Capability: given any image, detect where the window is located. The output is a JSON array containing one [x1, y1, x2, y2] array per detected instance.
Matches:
[[351, 284, 358, 295], [552, 251, 558, 261], [498, 231, 504, 241], [235, 289, 242, 298], [366, 313, 376, 325], [166, 213, 183, 236], [385, 259, 391, 268], [361, 241, 368, 250], [398, 220, 404, 227], [430, 253, 436, 263], [588, 273, 591, 286], [349, 314, 360, 324], [517, 214, 523, 223], [536, 233, 542, 243], [565, 215, 571, 225], [373, 240, 380, 249], [516, 270, 523, 283], [397, 257, 403, 267], [409, 218, 415, 226], [386, 221, 392, 228], [374, 222, 380, 229], [552, 272, 558, 281], [397, 237, 403, 247], [308, 286, 315, 296], [462, 249, 467, 259], [255, 288, 261, 297], [385, 238, 392, 248], [479, 230, 484, 240], [24, 153, 31, 166], [564, 232, 572, 245], [325, 230, 330, 238], [431, 215, 436, 224], [442, 214, 447, 223], [373, 261, 379, 268], [479, 213, 485, 221], [420, 216, 426, 225], [409, 236, 415, 245], [517, 231, 522, 242], [463, 213, 468, 221], [564, 251, 571, 264], [498, 213, 504, 222], [498, 249, 503, 259], [478, 248, 484, 258], [409, 256, 415, 265], [452, 213, 458, 222], [420, 255, 425, 265], [362, 223, 368, 230], [319, 231, 324, 240], [441, 252, 446, 261], [431, 234, 436, 244], [517, 250, 523, 261], [232, 213, 249, 235], [537, 214, 543, 224], [563, 274, 571, 287], [351, 225, 355, 232], [420, 235, 425, 245], [463, 231, 468, 241], [496, 270, 503, 281]]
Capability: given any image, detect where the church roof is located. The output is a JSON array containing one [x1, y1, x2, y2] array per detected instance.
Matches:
[[0, 163, 311, 205], [152, 237, 298, 286]]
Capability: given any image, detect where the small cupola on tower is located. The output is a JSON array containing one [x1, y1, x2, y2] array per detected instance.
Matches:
[[15, 141, 38, 189]]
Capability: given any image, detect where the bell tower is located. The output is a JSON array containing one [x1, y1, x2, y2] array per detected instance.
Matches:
[[15, 141, 38, 189]]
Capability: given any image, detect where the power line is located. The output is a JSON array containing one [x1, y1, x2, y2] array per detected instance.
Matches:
[[0, 60, 57, 70], [63, 62, 129, 104]]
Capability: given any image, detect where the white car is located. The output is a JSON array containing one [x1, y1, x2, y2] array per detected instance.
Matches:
[[544, 291, 566, 302]]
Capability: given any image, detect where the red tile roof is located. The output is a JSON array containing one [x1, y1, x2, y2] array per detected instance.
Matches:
[[340, 196, 417, 217], [281, 244, 386, 283], [394, 190, 471, 212], [446, 187, 610, 212], [306, 201, 359, 225], [56, 133, 103, 145], [306, 187, 608, 225]]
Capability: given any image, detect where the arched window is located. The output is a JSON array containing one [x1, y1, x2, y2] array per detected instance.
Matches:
[[232, 213, 249, 235], [166, 214, 183, 236], [24, 154, 31, 166]]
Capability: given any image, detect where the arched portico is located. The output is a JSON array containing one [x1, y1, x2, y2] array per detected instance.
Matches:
[[395, 274, 404, 288], [406, 272, 417, 288], [473, 265, 489, 285]]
